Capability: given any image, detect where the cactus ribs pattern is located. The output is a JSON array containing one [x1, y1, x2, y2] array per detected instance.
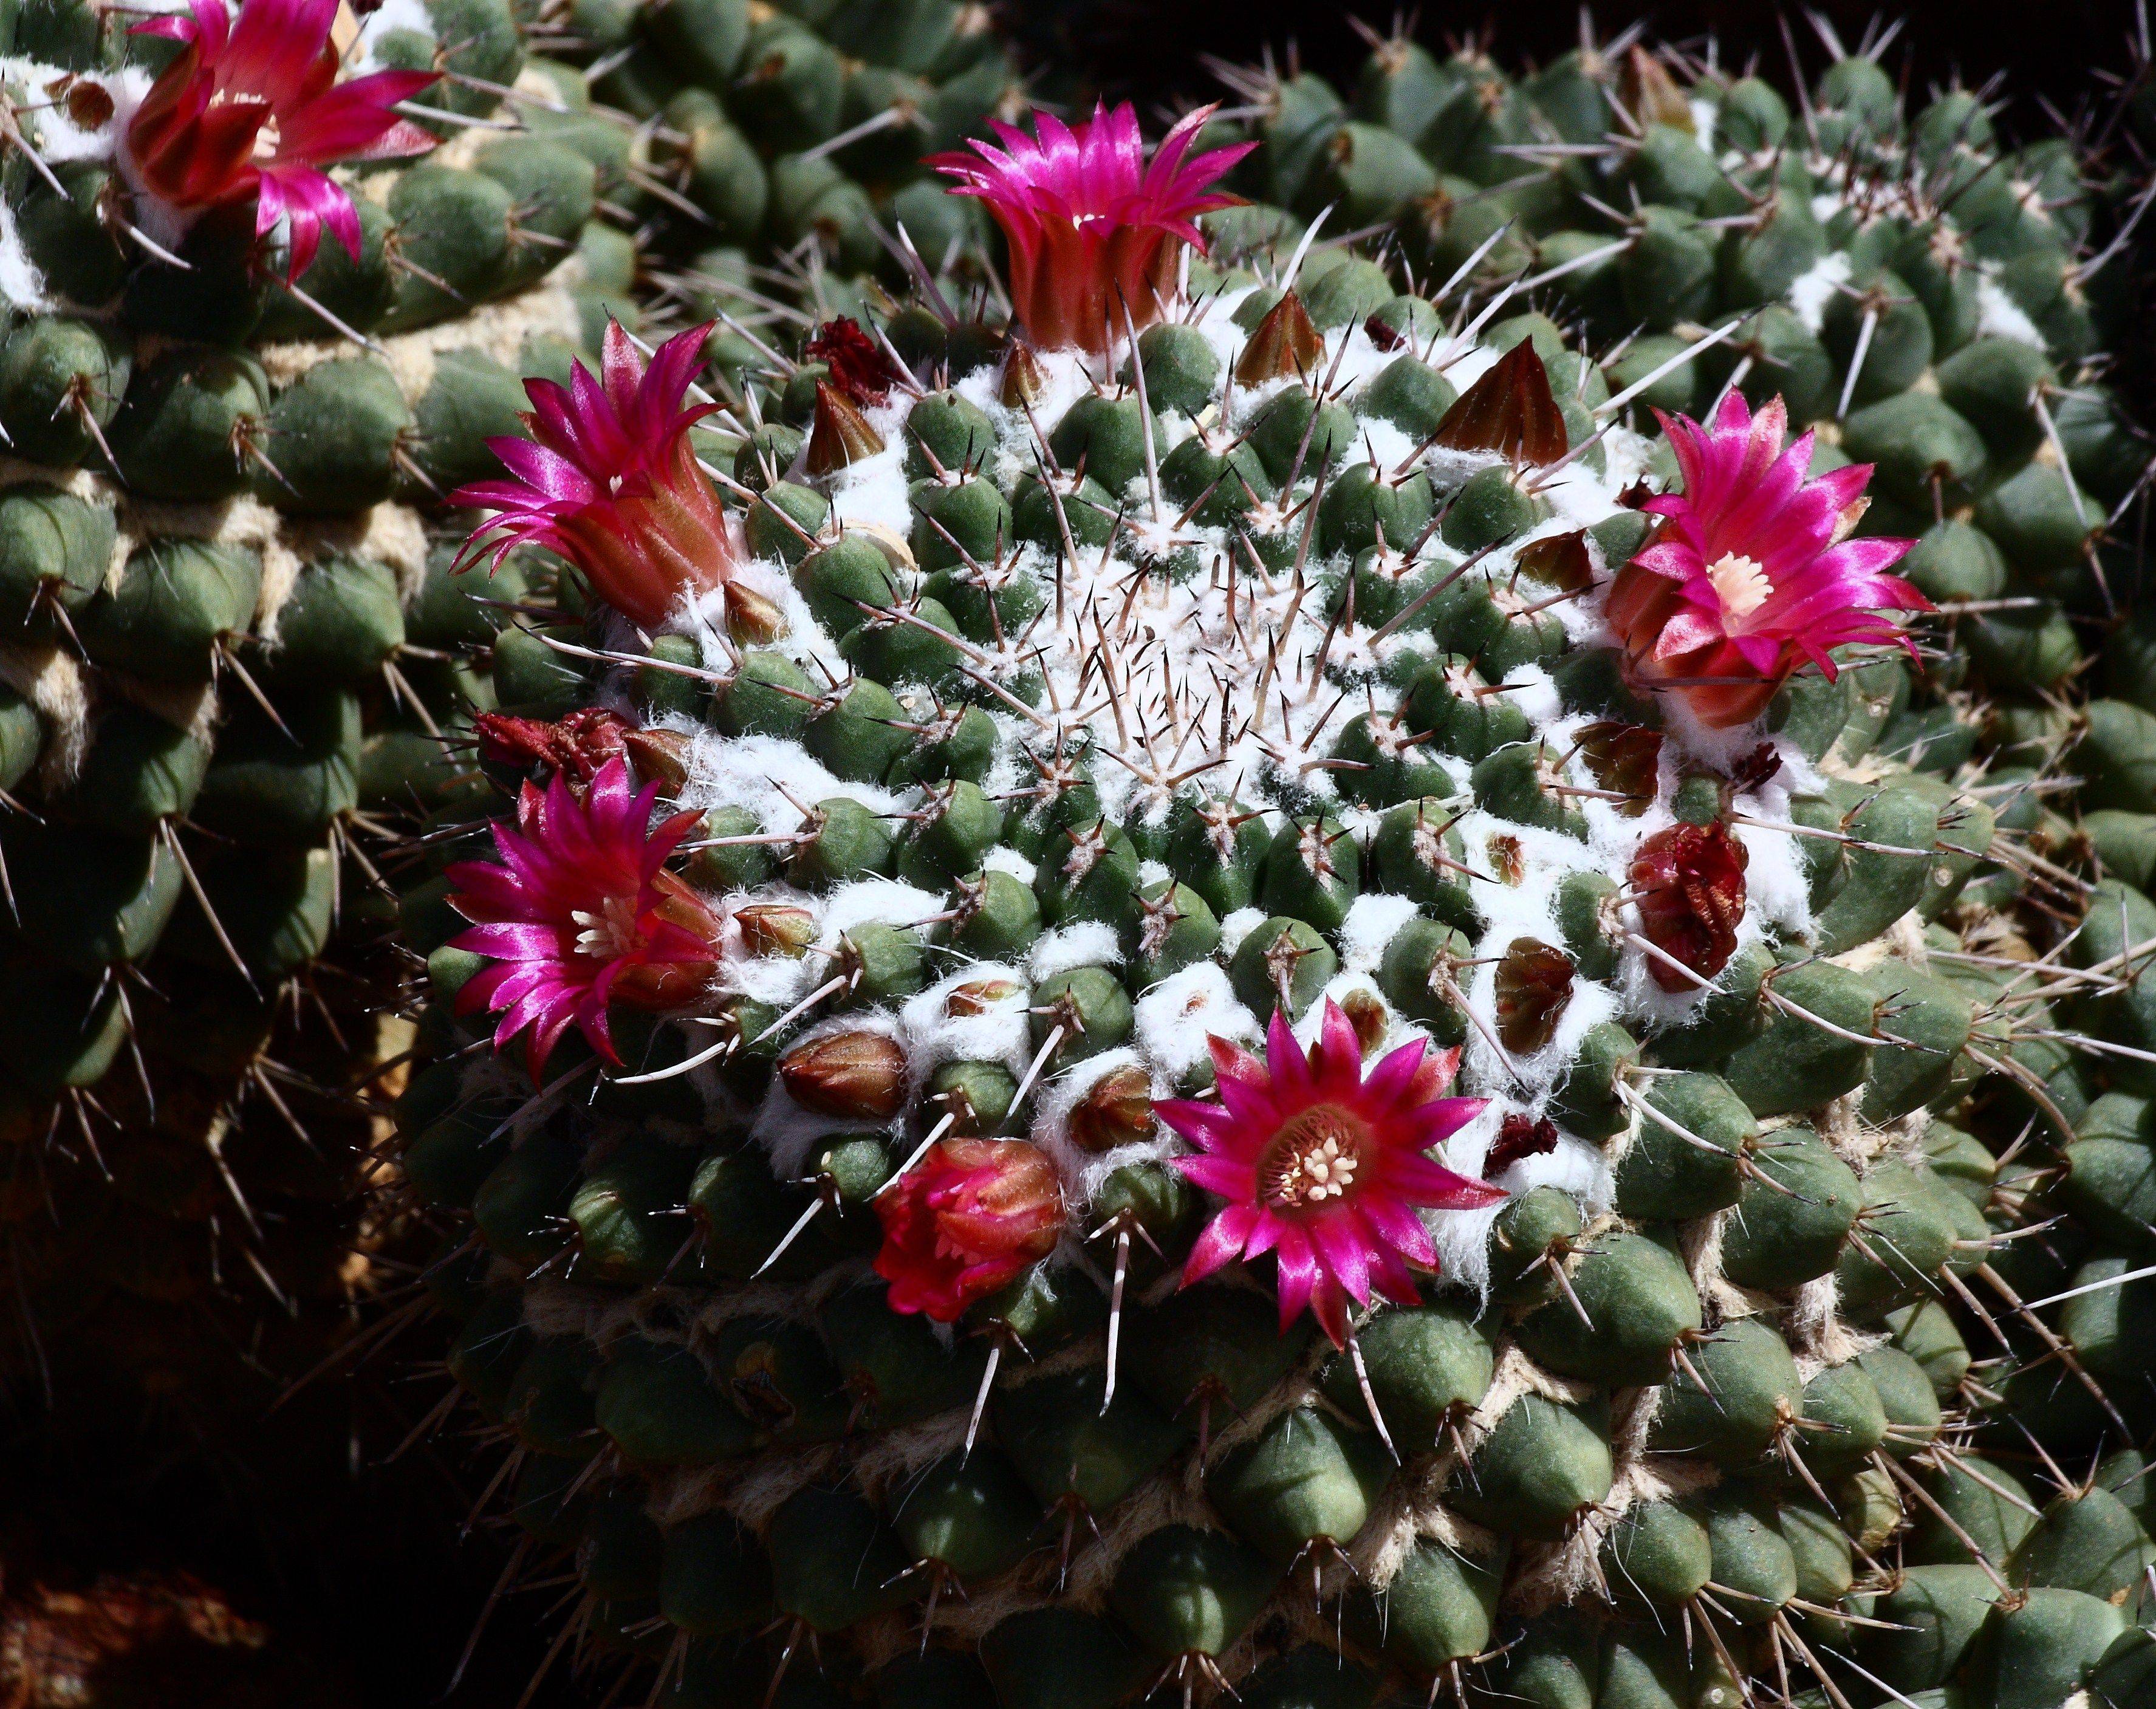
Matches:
[[0, 0, 642, 1420], [370, 14, 2156, 1708]]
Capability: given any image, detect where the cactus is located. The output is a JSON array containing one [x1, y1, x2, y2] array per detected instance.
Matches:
[[373, 20, 2156, 1709], [541, 0, 1024, 349], [0, 0, 643, 1402]]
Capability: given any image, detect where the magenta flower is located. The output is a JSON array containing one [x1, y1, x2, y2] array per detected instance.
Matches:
[[125, 0, 438, 279], [451, 321, 735, 632], [1156, 1002, 1502, 1348], [445, 756, 722, 1081], [929, 103, 1253, 355], [1604, 392, 1928, 727]]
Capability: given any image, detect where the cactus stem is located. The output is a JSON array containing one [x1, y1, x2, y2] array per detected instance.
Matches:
[[1367, 533, 1513, 643], [1917, 1445, 2045, 1515], [1599, 318, 1751, 425], [1872, 1450, 2011, 1588], [883, 219, 962, 329], [1345, 1325, 1401, 1463]]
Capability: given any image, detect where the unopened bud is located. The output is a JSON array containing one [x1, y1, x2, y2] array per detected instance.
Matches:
[[1621, 44, 1694, 131], [779, 1030, 909, 1119], [1234, 291, 1323, 385], [735, 903, 816, 958], [999, 339, 1045, 406], [724, 581, 789, 646], [621, 726, 690, 792], [1065, 1063, 1156, 1153], [806, 380, 886, 476], [946, 978, 1024, 1017], [1338, 988, 1390, 1057]]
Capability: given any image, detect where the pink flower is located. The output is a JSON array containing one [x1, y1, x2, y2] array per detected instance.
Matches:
[[874, 1139, 1067, 1321], [1157, 1002, 1502, 1348], [1604, 392, 1929, 728], [451, 321, 735, 632], [125, 0, 437, 279], [445, 756, 721, 1081], [929, 103, 1253, 355]]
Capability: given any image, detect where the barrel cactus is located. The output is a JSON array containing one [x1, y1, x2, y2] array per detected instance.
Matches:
[[0, 0, 638, 1397], [386, 24, 2156, 1709]]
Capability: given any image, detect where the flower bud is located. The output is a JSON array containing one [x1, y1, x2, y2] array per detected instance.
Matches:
[[724, 581, 789, 646], [874, 1138, 1066, 1321], [806, 382, 886, 477], [621, 725, 691, 793], [1338, 988, 1390, 1057], [999, 340, 1046, 406], [779, 1030, 909, 1120], [1064, 1063, 1155, 1152], [1234, 291, 1323, 385], [734, 903, 816, 959], [946, 978, 1025, 1016]]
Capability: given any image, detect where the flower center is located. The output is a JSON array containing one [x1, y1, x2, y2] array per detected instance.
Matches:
[[570, 892, 645, 961], [1257, 1106, 1364, 1210], [1706, 553, 1773, 625]]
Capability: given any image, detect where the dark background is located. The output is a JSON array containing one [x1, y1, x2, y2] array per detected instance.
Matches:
[[15, 5, 2140, 1709], [1018, 0, 2147, 146]]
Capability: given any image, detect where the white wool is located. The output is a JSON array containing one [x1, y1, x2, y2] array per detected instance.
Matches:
[[1786, 250, 1853, 332], [0, 199, 47, 313], [1025, 920, 1123, 980], [898, 966, 1033, 1078], [1132, 961, 1259, 1082], [979, 844, 1037, 885], [1217, 906, 1267, 959], [815, 877, 948, 942], [1135, 858, 1171, 889], [677, 730, 906, 832], [1496, 662, 1562, 728], [1974, 275, 2047, 348], [1338, 892, 1423, 974], [824, 423, 916, 538]]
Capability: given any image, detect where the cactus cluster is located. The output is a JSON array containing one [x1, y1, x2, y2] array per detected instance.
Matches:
[[541, 0, 1022, 348], [373, 20, 2156, 1709], [0, 0, 638, 1395]]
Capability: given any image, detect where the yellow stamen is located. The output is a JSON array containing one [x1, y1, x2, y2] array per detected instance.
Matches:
[[1706, 552, 1772, 622]]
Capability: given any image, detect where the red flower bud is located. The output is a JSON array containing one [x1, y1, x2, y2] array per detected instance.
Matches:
[[873, 1139, 1065, 1321]]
